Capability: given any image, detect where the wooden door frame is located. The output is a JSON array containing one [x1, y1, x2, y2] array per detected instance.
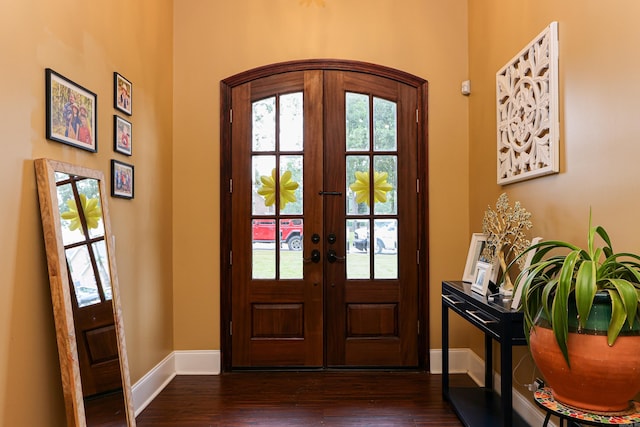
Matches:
[[220, 59, 429, 372]]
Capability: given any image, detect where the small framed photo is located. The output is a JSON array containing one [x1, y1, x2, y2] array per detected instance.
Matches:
[[471, 260, 493, 296], [45, 68, 97, 152], [463, 233, 488, 283], [111, 160, 134, 199], [511, 237, 543, 309], [114, 72, 132, 116], [114, 116, 132, 156]]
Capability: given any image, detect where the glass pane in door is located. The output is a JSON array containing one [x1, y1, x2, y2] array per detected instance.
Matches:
[[280, 92, 303, 151], [66, 246, 101, 307], [252, 97, 276, 151], [57, 181, 89, 246], [346, 219, 370, 279], [373, 97, 397, 151], [252, 219, 276, 279], [92, 240, 112, 300], [374, 219, 398, 279], [346, 155, 370, 216], [280, 218, 303, 279], [251, 92, 305, 280], [344, 92, 400, 281], [252, 155, 277, 279], [346, 93, 370, 151], [279, 155, 303, 215], [373, 155, 397, 215]]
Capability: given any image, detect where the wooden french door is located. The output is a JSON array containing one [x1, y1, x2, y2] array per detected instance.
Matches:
[[53, 172, 122, 396], [225, 62, 426, 369]]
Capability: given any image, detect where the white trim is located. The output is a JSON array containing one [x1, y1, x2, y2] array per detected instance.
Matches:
[[429, 348, 470, 374], [175, 350, 221, 375], [132, 350, 221, 416], [430, 348, 555, 427], [132, 352, 176, 416]]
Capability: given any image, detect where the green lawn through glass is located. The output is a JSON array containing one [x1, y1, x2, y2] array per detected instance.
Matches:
[[252, 247, 397, 279]]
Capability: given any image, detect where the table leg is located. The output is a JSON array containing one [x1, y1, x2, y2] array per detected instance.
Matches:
[[484, 333, 492, 389], [442, 301, 449, 399]]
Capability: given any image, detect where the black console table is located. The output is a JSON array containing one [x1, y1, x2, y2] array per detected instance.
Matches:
[[441, 280, 529, 427]]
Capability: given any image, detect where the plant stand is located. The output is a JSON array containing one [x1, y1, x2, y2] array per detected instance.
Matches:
[[534, 387, 640, 426]]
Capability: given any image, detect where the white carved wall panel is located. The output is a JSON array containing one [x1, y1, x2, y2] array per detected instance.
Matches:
[[496, 22, 559, 185]]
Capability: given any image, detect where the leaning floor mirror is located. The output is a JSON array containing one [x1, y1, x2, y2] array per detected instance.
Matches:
[[35, 158, 135, 427]]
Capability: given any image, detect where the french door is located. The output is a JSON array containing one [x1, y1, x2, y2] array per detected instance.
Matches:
[[223, 62, 427, 369]]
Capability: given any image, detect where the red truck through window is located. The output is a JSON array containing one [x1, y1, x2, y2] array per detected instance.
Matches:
[[252, 219, 303, 251]]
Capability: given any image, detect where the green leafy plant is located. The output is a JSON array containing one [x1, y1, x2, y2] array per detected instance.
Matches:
[[511, 214, 640, 366]]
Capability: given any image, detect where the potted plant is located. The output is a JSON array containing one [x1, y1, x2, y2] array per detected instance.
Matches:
[[511, 215, 640, 413]]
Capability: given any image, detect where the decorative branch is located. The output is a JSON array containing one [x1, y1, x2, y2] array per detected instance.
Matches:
[[482, 193, 532, 290]]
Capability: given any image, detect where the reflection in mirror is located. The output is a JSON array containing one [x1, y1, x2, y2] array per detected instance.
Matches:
[[35, 158, 135, 426]]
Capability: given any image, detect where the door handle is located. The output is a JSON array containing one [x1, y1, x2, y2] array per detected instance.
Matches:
[[304, 249, 321, 264], [327, 249, 346, 263]]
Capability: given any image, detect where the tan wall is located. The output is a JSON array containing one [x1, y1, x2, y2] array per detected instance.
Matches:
[[468, 0, 640, 388], [172, 0, 471, 351], [0, 0, 173, 425], [174, 0, 468, 349], [15, 0, 639, 423]]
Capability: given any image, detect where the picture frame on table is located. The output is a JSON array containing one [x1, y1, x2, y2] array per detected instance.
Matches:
[[463, 233, 488, 283], [114, 72, 132, 116], [45, 68, 97, 152], [111, 160, 134, 199], [114, 116, 132, 156], [511, 237, 543, 309], [471, 260, 493, 296]]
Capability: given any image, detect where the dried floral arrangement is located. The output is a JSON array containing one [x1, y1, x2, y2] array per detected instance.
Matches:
[[482, 193, 533, 291]]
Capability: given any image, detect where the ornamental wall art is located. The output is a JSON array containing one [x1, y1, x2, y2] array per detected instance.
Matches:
[[496, 22, 559, 185]]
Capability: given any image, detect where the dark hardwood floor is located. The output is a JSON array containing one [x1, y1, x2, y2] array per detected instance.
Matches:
[[136, 371, 473, 426]]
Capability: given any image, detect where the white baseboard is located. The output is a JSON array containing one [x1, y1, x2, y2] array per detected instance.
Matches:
[[430, 348, 554, 427], [132, 350, 221, 416], [175, 350, 221, 375]]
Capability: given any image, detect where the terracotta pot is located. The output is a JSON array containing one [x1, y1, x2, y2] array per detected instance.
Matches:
[[530, 294, 640, 413]]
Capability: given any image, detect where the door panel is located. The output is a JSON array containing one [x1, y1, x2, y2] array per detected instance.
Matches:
[[324, 71, 418, 367], [231, 71, 324, 367], [230, 68, 419, 368]]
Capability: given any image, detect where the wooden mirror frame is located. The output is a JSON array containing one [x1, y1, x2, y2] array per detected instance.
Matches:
[[35, 158, 135, 426]]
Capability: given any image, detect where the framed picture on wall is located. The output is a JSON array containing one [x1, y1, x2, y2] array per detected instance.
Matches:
[[45, 68, 97, 152], [114, 116, 132, 156], [111, 160, 134, 199], [114, 72, 132, 116]]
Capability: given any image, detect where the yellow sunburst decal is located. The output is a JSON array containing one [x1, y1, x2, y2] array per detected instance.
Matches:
[[257, 168, 299, 208], [349, 171, 393, 206], [61, 194, 102, 231]]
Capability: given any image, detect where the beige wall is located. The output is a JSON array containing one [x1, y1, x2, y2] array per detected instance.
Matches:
[[0, 0, 173, 425], [9, 0, 640, 424], [467, 0, 640, 387], [469, 0, 640, 241], [172, 0, 471, 351]]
